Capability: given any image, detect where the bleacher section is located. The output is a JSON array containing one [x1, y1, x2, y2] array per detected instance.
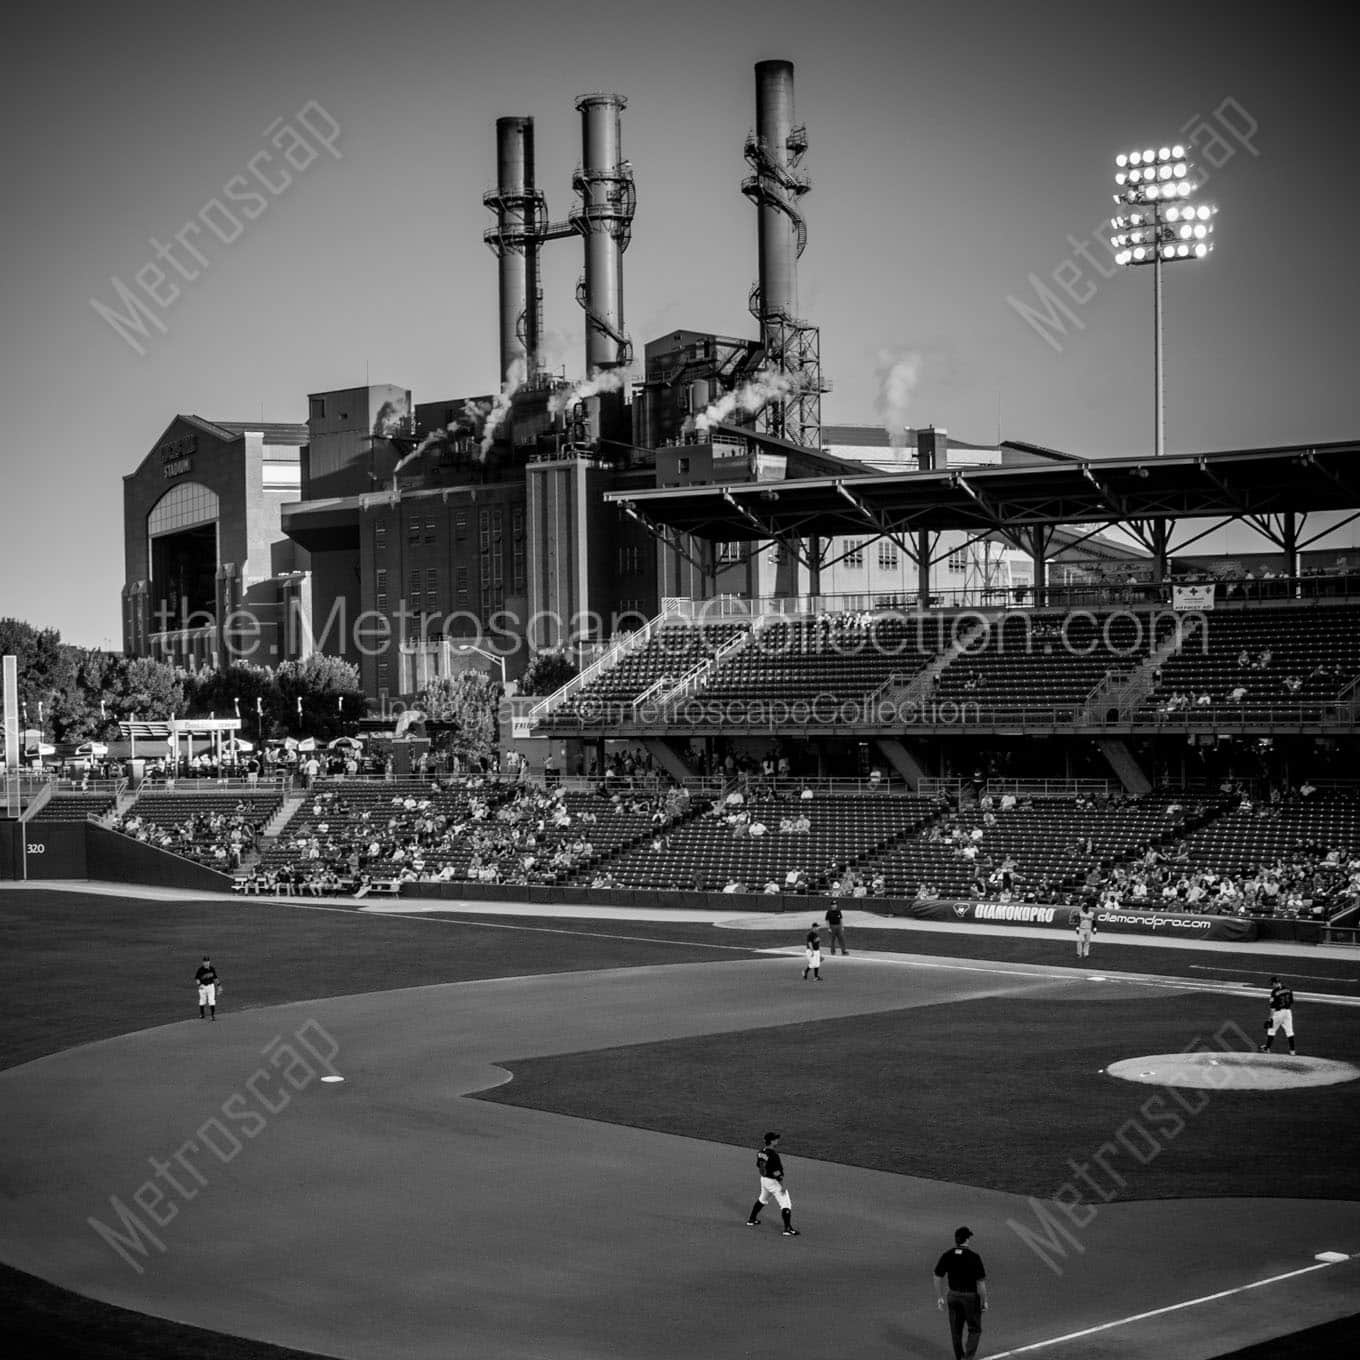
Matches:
[[859, 797, 1186, 900], [932, 611, 1176, 715], [585, 793, 936, 891], [35, 793, 115, 822], [116, 792, 282, 868], [1145, 604, 1360, 716], [545, 622, 748, 727], [692, 614, 933, 704]]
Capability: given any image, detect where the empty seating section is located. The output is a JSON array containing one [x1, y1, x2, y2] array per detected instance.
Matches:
[[547, 623, 748, 725], [694, 614, 931, 704], [36, 793, 114, 821], [116, 792, 281, 866], [862, 799, 1178, 899], [933, 611, 1169, 715], [1146, 604, 1360, 714], [588, 794, 935, 891]]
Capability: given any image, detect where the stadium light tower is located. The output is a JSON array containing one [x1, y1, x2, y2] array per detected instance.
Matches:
[[1110, 144, 1217, 456]]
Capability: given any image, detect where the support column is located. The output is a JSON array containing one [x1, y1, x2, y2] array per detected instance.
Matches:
[[876, 736, 927, 791], [1282, 511, 1299, 586], [1097, 738, 1152, 797], [641, 737, 696, 785]]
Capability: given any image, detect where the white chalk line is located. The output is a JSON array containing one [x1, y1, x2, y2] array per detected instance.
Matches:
[[986, 1256, 1352, 1358]]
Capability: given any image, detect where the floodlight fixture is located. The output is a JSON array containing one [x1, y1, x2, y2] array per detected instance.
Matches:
[[1109, 144, 1219, 457]]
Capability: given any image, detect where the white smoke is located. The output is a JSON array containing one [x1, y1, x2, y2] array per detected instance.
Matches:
[[874, 348, 923, 447], [479, 358, 527, 457], [691, 368, 811, 435], [393, 398, 496, 478], [548, 368, 628, 418]]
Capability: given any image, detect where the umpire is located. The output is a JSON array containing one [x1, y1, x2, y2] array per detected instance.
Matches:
[[933, 1226, 987, 1359], [825, 901, 848, 955]]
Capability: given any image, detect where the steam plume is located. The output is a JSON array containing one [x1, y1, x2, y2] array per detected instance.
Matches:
[[691, 368, 811, 434], [874, 348, 923, 447], [479, 358, 527, 457], [548, 368, 627, 418]]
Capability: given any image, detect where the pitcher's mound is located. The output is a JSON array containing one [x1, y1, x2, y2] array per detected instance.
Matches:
[[1106, 1052, 1360, 1090]]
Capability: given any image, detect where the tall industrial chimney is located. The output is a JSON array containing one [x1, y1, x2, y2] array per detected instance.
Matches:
[[572, 94, 635, 370], [483, 117, 545, 381], [742, 60, 824, 446]]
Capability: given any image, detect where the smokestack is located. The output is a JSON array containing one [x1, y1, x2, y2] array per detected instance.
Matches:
[[572, 94, 634, 370], [742, 60, 823, 446], [484, 117, 544, 381], [749, 61, 804, 324]]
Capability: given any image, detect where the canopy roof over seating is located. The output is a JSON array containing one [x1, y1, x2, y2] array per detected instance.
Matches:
[[607, 439, 1360, 561]]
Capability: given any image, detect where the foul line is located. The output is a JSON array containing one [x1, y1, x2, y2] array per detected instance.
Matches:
[[1189, 964, 1359, 984], [987, 1258, 1350, 1358]]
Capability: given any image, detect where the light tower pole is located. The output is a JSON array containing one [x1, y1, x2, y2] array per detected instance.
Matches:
[[1110, 143, 1217, 459]]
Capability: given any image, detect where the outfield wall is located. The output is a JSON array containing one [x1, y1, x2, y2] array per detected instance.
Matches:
[[400, 881, 1265, 942]]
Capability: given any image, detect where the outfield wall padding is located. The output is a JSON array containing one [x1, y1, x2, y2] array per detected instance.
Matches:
[[17, 821, 89, 879], [85, 825, 236, 893]]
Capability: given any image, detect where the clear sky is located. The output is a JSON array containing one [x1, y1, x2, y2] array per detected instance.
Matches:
[[1, 0, 1354, 646]]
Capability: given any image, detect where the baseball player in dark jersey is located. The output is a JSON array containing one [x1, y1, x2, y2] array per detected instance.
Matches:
[[195, 956, 220, 1020], [825, 901, 848, 954], [803, 923, 823, 981], [934, 1225, 987, 1359], [746, 1131, 799, 1235], [1260, 975, 1296, 1054]]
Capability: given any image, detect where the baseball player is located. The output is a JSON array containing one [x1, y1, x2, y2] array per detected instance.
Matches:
[[746, 1131, 799, 1235], [1073, 900, 1097, 959], [1260, 975, 1296, 1054], [803, 923, 823, 981], [195, 955, 221, 1021]]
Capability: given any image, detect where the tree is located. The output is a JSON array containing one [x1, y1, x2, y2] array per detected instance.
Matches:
[[518, 649, 578, 697], [274, 654, 366, 740], [418, 671, 500, 764], [108, 657, 185, 723], [0, 617, 74, 730], [184, 661, 280, 738]]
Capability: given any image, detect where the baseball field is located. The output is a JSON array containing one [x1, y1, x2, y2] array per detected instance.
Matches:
[[1, 884, 1357, 1359]]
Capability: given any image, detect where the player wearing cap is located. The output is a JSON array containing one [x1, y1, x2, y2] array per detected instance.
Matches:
[[1073, 899, 1097, 959], [934, 1225, 987, 1359], [745, 1132, 799, 1235], [803, 923, 823, 981], [1261, 975, 1297, 1055], [195, 956, 221, 1021]]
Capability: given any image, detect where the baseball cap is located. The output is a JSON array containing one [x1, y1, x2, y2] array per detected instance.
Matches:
[[955, 1226, 973, 1244], [764, 1131, 780, 1143]]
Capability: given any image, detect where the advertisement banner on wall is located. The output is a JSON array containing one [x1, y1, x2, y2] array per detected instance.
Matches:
[[904, 899, 1257, 941]]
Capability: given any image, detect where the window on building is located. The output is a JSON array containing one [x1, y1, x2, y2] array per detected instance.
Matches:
[[844, 541, 865, 569], [618, 545, 642, 575], [309, 397, 325, 420], [407, 519, 421, 545], [374, 521, 387, 551], [454, 510, 468, 536], [424, 518, 437, 545], [426, 568, 438, 601], [877, 541, 898, 572], [375, 568, 387, 612], [511, 506, 526, 593], [948, 550, 967, 575], [455, 566, 469, 598], [717, 541, 742, 564], [408, 571, 421, 607], [677, 457, 690, 476], [377, 661, 390, 689]]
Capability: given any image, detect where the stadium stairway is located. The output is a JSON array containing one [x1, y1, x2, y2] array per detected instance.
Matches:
[[263, 792, 307, 840]]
